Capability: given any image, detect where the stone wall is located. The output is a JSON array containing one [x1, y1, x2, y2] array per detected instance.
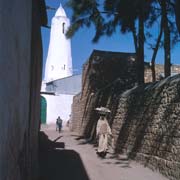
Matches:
[[144, 63, 180, 83], [71, 49, 180, 179], [111, 75, 180, 180], [0, 0, 45, 180], [71, 93, 83, 134], [73, 72, 180, 180], [71, 50, 138, 137]]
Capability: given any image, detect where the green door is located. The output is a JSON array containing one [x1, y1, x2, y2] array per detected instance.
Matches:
[[41, 96, 47, 124]]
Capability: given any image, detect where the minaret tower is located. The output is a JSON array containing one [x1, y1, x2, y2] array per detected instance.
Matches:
[[44, 4, 72, 82]]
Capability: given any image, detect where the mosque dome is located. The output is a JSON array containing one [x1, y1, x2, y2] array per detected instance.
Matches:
[[55, 4, 67, 17]]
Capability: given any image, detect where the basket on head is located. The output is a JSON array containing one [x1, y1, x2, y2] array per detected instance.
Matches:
[[95, 107, 111, 115]]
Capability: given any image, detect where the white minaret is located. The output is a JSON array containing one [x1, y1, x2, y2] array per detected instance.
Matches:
[[44, 4, 73, 82]]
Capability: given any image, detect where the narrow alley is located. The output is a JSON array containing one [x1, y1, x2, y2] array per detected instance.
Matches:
[[39, 125, 168, 180]]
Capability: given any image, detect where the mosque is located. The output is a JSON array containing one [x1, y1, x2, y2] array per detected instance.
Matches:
[[41, 4, 82, 124]]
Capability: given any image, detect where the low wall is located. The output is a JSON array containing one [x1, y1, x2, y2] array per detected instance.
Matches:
[[144, 64, 180, 83]]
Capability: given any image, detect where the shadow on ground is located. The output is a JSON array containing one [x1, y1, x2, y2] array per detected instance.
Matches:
[[39, 132, 90, 180]]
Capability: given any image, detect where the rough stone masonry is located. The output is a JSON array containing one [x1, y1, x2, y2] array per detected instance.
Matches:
[[71, 50, 180, 180], [112, 75, 180, 180]]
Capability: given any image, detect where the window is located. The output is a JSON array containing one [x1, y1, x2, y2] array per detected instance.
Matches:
[[62, 22, 65, 34]]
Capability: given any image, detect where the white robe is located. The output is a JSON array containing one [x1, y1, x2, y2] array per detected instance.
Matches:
[[96, 118, 111, 153]]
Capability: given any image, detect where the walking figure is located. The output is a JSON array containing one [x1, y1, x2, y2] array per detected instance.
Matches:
[[96, 114, 112, 157], [56, 116, 63, 133], [95, 107, 112, 158]]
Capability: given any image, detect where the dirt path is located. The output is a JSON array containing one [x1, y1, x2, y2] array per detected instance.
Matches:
[[39, 125, 168, 180]]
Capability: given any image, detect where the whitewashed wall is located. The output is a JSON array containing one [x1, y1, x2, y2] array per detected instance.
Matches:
[[42, 94, 73, 125]]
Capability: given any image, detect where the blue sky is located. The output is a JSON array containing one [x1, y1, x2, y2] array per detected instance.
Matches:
[[41, 0, 180, 78]]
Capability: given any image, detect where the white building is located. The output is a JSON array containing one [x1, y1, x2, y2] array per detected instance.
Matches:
[[45, 4, 72, 81], [41, 4, 81, 125]]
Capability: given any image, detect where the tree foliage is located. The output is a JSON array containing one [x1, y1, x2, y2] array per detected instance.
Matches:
[[66, 0, 105, 42], [175, 0, 180, 33], [66, 0, 180, 83]]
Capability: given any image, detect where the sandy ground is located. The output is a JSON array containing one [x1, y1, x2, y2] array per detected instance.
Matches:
[[39, 124, 169, 180]]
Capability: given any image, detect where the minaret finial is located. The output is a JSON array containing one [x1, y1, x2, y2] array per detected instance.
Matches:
[[55, 2, 67, 17]]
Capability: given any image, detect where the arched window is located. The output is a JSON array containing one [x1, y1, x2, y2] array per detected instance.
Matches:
[[62, 22, 65, 34]]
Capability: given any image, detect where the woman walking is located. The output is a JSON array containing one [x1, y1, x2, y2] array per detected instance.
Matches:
[[95, 107, 112, 158]]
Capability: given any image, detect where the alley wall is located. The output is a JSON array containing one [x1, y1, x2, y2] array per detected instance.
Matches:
[[71, 50, 180, 180], [112, 76, 180, 180], [71, 50, 138, 137], [0, 0, 45, 180]]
